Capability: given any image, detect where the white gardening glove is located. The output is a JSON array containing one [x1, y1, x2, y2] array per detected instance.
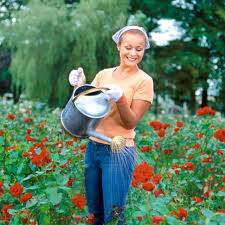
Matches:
[[103, 84, 123, 102], [68, 67, 84, 86]]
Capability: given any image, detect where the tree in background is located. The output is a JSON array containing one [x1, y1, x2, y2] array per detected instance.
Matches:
[[130, 0, 225, 113], [1, 0, 129, 106]]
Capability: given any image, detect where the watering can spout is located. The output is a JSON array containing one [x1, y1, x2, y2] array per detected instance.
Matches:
[[86, 128, 112, 144]]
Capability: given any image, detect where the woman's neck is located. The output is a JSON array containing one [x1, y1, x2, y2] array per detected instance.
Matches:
[[113, 65, 139, 80], [118, 64, 138, 73]]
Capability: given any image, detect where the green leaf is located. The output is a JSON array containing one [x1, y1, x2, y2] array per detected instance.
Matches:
[[45, 187, 62, 205], [43, 215, 51, 224], [51, 153, 59, 161], [41, 203, 50, 213], [217, 191, 225, 197], [26, 198, 38, 208], [56, 174, 68, 186], [107, 218, 119, 225], [7, 209, 16, 215], [167, 216, 184, 225], [25, 185, 39, 190], [17, 161, 24, 175], [23, 174, 34, 181], [9, 216, 19, 225], [0, 136, 4, 144], [201, 209, 215, 218]]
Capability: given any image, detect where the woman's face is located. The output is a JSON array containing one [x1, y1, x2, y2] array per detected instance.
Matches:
[[117, 31, 146, 68]]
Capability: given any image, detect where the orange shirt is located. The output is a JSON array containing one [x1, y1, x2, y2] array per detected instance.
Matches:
[[90, 67, 154, 146]]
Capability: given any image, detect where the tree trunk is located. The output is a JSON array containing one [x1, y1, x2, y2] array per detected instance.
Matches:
[[153, 93, 158, 117], [201, 87, 208, 107], [190, 89, 196, 115]]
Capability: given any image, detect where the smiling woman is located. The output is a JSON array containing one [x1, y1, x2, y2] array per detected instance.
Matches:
[[68, 25, 154, 225]]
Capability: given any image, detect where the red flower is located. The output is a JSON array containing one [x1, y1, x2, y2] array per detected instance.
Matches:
[[163, 123, 171, 130], [142, 182, 155, 191], [27, 129, 32, 134], [56, 140, 64, 148], [196, 133, 203, 139], [215, 210, 225, 214], [182, 162, 195, 171], [0, 181, 5, 196], [25, 135, 36, 142], [74, 215, 82, 222], [72, 194, 86, 210], [22, 218, 28, 224], [216, 149, 224, 156], [171, 164, 181, 175], [84, 213, 95, 224], [140, 146, 152, 152], [191, 196, 203, 203], [30, 147, 52, 167], [214, 129, 225, 142], [152, 216, 163, 224], [154, 188, 165, 198], [7, 114, 16, 120], [41, 137, 48, 144], [73, 137, 78, 142], [20, 193, 33, 202], [223, 176, 225, 182], [9, 183, 23, 197], [23, 152, 30, 157], [1, 204, 13, 218], [0, 131, 4, 136], [186, 156, 193, 161], [173, 127, 180, 132], [131, 178, 138, 188], [141, 133, 147, 136], [176, 121, 184, 127], [152, 174, 162, 185], [133, 162, 153, 183], [24, 118, 31, 123], [67, 141, 74, 146], [217, 187, 225, 193], [202, 156, 213, 163], [5, 145, 20, 152], [137, 216, 143, 221], [193, 143, 201, 149], [163, 149, 173, 155], [178, 207, 188, 220], [197, 106, 216, 117], [149, 121, 163, 131], [68, 178, 76, 187], [79, 144, 86, 153], [170, 207, 188, 220], [203, 184, 212, 198], [157, 129, 165, 138]]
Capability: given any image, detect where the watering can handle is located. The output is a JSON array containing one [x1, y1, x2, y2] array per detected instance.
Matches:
[[72, 87, 110, 105]]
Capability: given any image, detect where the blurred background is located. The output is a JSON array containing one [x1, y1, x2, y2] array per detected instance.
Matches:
[[0, 0, 224, 115]]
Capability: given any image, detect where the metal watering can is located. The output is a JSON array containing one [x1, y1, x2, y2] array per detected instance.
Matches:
[[60, 84, 125, 153]]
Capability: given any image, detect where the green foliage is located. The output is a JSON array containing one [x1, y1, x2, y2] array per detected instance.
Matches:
[[0, 98, 225, 224], [1, 0, 129, 106], [130, 0, 225, 112], [0, 70, 10, 81]]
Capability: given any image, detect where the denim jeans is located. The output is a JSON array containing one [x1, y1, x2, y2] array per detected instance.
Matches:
[[84, 139, 135, 225]]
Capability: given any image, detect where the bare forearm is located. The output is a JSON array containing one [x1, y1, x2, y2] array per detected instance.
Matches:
[[116, 104, 139, 129], [116, 99, 151, 130]]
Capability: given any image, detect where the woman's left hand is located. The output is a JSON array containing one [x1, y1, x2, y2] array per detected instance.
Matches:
[[103, 84, 123, 102]]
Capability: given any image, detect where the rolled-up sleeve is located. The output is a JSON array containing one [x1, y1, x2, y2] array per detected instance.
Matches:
[[133, 76, 154, 104]]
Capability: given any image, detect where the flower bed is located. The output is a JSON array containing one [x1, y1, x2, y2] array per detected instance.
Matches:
[[0, 100, 224, 224]]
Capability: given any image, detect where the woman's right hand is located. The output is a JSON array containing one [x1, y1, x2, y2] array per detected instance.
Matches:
[[68, 67, 84, 86]]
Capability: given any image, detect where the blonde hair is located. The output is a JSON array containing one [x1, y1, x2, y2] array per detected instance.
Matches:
[[118, 29, 146, 45]]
